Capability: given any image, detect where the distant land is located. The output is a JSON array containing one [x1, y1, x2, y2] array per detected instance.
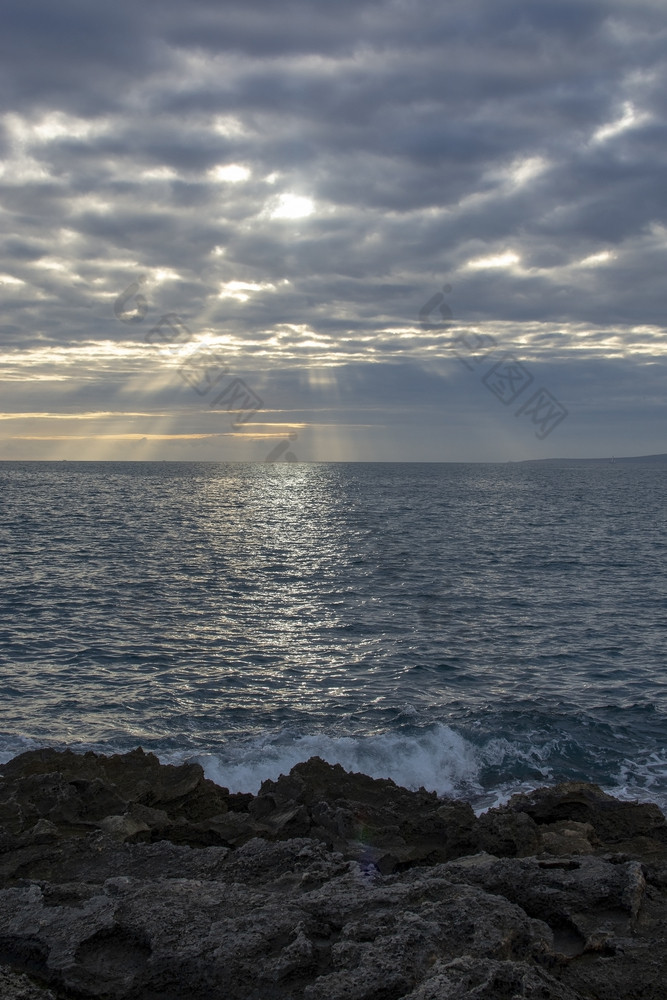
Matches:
[[518, 453, 667, 464]]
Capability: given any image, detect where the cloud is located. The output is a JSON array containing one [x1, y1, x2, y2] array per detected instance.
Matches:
[[1, 0, 666, 459]]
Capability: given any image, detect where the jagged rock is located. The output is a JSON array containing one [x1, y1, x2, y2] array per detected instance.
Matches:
[[539, 820, 597, 856], [437, 853, 646, 953], [251, 756, 478, 868], [1, 750, 667, 999], [2, 837, 665, 1000], [475, 808, 541, 857], [495, 781, 667, 850], [0, 839, 556, 999], [0, 747, 231, 848], [99, 813, 151, 841]]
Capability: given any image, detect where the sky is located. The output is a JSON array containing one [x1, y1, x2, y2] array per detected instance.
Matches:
[[1, 0, 666, 463]]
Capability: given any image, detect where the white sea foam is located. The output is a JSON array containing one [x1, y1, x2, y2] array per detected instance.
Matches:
[[1, 726, 665, 817], [607, 749, 667, 811], [193, 723, 483, 799], [191, 727, 667, 817]]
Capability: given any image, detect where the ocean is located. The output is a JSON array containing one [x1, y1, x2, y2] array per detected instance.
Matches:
[[1, 460, 665, 814]]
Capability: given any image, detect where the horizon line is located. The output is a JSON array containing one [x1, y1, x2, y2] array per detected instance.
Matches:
[[1, 453, 666, 465]]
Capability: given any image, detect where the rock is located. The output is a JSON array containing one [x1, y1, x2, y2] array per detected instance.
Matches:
[[24, 820, 60, 846], [439, 853, 646, 954], [401, 956, 583, 999], [0, 747, 231, 847], [539, 820, 597, 856], [0, 770, 125, 838], [251, 756, 478, 868], [476, 808, 541, 857], [0, 965, 56, 999], [1, 749, 667, 998], [2, 837, 663, 1000], [99, 814, 151, 841], [495, 781, 667, 850], [0, 842, 555, 1000]]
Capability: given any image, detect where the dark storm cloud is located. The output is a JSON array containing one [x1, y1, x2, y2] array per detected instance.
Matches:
[[1, 0, 666, 459]]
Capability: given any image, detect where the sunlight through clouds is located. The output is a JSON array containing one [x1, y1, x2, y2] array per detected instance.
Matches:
[[1, 0, 667, 459], [209, 164, 251, 182], [6, 110, 107, 144], [464, 251, 521, 270], [269, 194, 315, 219], [592, 100, 651, 143], [494, 156, 550, 190], [218, 280, 285, 301], [579, 251, 616, 267]]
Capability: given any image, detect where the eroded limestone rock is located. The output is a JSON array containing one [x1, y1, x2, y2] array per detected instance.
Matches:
[[1, 750, 666, 999]]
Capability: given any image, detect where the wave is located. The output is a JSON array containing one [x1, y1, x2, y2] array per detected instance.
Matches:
[[2, 722, 666, 817], [193, 724, 481, 799]]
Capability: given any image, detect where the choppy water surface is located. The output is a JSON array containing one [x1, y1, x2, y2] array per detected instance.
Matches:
[[1, 460, 665, 812]]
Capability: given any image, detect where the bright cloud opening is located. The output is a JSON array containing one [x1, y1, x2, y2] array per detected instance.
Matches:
[[579, 250, 616, 267], [150, 268, 181, 284], [218, 280, 282, 301], [212, 116, 247, 137], [4, 111, 106, 145], [593, 101, 650, 143], [465, 251, 521, 270], [209, 164, 251, 182], [495, 155, 549, 190], [140, 166, 178, 181], [270, 194, 315, 219]]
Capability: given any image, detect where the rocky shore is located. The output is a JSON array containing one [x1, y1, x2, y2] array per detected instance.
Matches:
[[1, 748, 666, 999]]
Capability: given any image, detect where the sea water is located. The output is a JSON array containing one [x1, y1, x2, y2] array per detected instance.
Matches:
[[1, 460, 665, 814]]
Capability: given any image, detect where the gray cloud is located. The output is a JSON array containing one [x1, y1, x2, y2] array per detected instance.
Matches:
[[1, 0, 666, 459]]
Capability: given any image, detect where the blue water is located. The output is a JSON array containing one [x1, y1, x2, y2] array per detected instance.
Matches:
[[1, 460, 666, 813]]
